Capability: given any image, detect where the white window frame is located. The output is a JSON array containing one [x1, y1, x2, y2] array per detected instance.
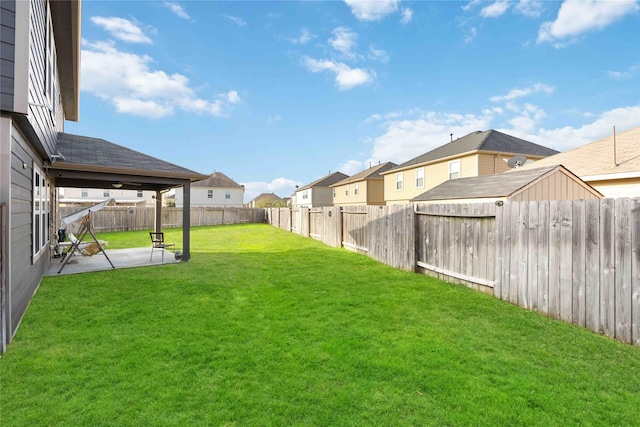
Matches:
[[225, 190, 231, 199], [302, 190, 308, 200], [449, 160, 460, 180], [207, 189, 213, 199], [81, 188, 88, 198], [396, 172, 404, 190], [345, 185, 349, 196], [33, 166, 49, 258], [103, 189, 110, 198], [415, 168, 424, 188], [332, 188, 336, 198], [354, 182, 359, 196], [137, 190, 143, 198]]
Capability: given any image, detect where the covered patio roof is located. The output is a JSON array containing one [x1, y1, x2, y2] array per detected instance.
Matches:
[[48, 133, 207, 191]]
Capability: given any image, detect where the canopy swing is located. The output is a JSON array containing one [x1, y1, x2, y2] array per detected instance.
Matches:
[[57, 198, 116, 274]]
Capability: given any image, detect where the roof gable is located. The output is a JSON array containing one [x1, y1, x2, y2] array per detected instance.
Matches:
[[388, 130, 559, 173], [298, 171, 349, 191], [331, 162, 397, 187], [193, 172, 243, 188]]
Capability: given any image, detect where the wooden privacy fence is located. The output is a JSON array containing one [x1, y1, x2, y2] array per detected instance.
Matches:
[[58, 206, 266, 232], [267, 198, 640, 347]]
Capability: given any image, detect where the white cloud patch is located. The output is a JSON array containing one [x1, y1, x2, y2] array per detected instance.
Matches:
[[290, 29, 314, 45], [368, 45, 389, 63], [606, 64, 640, 79], [338, 160, 365, 176], [480, 0, 511, 18], [538, 0, 639, 46], [464, 27, 477, 43], [225, 15, 247, 26], [81, 40, 240, 118], [329, 27, 359, 60], [303, 57, 375, 90], [400, 7, 413, 24], [90, 16, 152, 44], [490, 83, 554, 102], [514, 0, 544, 17], [343, 0, 400, 21], [164, 2, 191, 20], [242, 177, 301, 203]]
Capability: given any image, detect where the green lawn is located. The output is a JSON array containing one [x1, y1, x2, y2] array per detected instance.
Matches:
[[1, 224, 639, 426]]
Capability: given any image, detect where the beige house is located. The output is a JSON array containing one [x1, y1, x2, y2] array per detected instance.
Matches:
[[247, 193, 286, 208], [412, 165, 602, 204], [59, 187, 155, 207], [330, 162, 397, 206], [381, 130, 559, 205], [294, 172, 348, 208], [519, 126, 640, 198]]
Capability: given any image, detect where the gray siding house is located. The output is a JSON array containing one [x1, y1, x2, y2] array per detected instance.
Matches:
[[0, 0, 205, 353]]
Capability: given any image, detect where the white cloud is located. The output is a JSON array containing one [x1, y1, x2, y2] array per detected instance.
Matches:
[[303, 57, 375, 91], [290, 29, 314, 45], [225, 15, 247, 26], [368, 45, 389, 63], [329, 27, 359, 60], [514, 0, 544, 17], [90, 16, 152, 44], [464, 27, 477, 43], [81, 40, 241, 118], [606, 65, 639, 79], [480, 0, 511, 18], [400, 7, 413, 24], [462, 0, 482, 12], [242, 177, 302, 203], [338, 160, 365, 176], [538, 0, 639, 46], [164, 2, 191, 20], [490, 83, 554, 102], [343, 0, 400, 21]]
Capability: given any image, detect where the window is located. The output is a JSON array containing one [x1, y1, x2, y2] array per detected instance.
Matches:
[[103, 189, 110, 198], [225, 190, 231, 199], [332, 188, 336, 198], [208, 189, 213, 199], [354, 182, 359, 196], [137, 190, 143, 198], [302, 190, 308, 199], [345, 185, 349, 196], [396, 172, 404, 190], [416, 168, 424, 188], [33, 167, 50, 256], [81, 188, 88, 198], [449, 160, 460, 180]]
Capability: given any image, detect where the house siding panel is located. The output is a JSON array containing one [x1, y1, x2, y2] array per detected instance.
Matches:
[[0, 1, 16, 107], [9, 122, 47, 340]]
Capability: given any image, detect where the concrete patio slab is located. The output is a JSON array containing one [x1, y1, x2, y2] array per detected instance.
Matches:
[[45, 247, 180, 276]]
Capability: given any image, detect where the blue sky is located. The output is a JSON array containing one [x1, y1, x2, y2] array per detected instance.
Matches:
[[65, 0, 640, 202]]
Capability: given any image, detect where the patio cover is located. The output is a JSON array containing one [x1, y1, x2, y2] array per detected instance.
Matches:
[[46, 133, 208, 261]]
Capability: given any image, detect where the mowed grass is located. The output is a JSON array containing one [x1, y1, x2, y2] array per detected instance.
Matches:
[[1, 224, 639, 426]]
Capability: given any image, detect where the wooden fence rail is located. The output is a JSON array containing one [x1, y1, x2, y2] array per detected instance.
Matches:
[[267, 198, 640, 347], [59, 206, 266, 233]]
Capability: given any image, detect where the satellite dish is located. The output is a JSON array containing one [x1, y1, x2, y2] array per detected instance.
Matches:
[[507, 155, 528, 169]]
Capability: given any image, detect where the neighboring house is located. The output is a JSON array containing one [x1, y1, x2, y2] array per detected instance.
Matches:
[[331, 162, 397, 206], [0, 0, 205, 353], [294, 172, 348, 208], [381, 130, 560, 205], [175, 171, 244, 208], [59, 187, 155, 207], [519, 126, 640, 198], [247, 193, 286, 208], [412, 165, 602, 204]]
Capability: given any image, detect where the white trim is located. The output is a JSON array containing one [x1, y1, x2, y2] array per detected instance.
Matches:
[[13, 0, 31, 114], [582, 171, 640, 181]]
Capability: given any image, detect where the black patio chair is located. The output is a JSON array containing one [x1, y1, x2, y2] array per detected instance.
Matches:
[[150, 232, 175, 262]]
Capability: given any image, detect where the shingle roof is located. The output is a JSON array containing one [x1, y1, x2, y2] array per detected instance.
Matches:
[[519, 126, 640, 178], [250, 193, 283, 203], [412, 165, 563, 201], [389, 129, 559, 172], [55, 133, 205, 179], [193, 172, 243, 188], [330, 162, 397, 186], [298, 171, 349, 191]]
